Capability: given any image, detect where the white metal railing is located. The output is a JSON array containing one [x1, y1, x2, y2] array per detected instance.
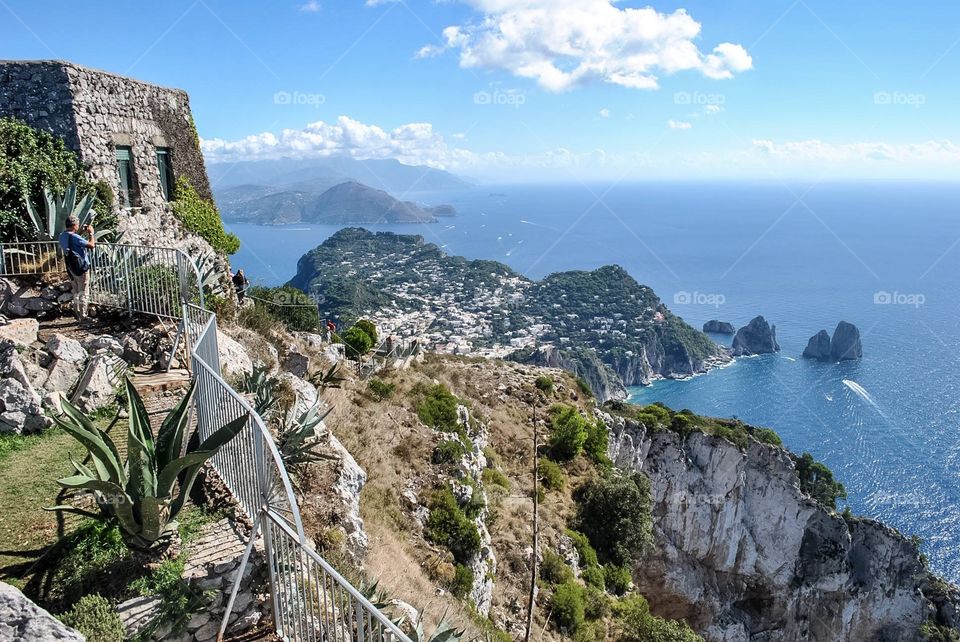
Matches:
[[0, 240, 201, 320], [3, 239, 409, 641]]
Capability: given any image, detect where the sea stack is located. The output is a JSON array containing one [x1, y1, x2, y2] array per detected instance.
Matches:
[[830, 321, 863, 360], [703, 320, 736, 334], [802, 330, 832, 360], [802, 321, 863, 361], [731, 316, 780, 356]]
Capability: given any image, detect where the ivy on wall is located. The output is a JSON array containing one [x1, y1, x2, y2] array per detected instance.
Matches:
[[171, 176, 240, 254]]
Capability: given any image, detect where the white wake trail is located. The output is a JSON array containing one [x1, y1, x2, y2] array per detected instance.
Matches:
[[842, 379, 889, 420]]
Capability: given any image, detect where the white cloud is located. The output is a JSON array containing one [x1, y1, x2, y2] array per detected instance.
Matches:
[[298, 0, 321, 12], [668, 119, 693, 130], [704, 104, 722, 114], [365, 0, 398, 5], [598, 108, 611, 118], [201, 116, 471, 168], [751, 139, 960, 163], [424, 0, 752, 92]]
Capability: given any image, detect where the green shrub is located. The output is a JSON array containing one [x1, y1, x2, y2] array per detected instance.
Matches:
[[238, 303, 281, 335], [424, 487, 481, 564], [583, 585, 610, 621], [751, 427, 782, 446], [794, 452, 847, 509], [50, 521, 128, 607], [368, 378, 396, 401], [548, 405, 589, 461], [565, 529, 599, 568], [433, 439, 467, 465], [171, 176, 240, 254], [575, 377, 594, 398], [129, 264, 181, 314], [341, 325, 375, 358], [60, 594, 124, 642], [582, 565, 605, 590], [919, 619, 960, 642], [354, 319, 379, 345], [614, 594, 702, 642], [538, 458, 566, 491], [0, 117, 109, 242], [540, 548, 574, 585], [246, 285, 319, 331], [481, 467, 510, 490], [550, 581, 586, 633], [573, 473, 653, 566], [584, 419, 610, 466], [535, 375, 555, 394], [603, 564, 632, 596], [450, 563, 474, 599], [417, 384, 461, 433]]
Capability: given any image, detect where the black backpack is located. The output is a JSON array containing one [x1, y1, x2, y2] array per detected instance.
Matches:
[[61, 232, 91, 277]]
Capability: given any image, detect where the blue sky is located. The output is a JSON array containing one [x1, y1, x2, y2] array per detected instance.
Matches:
[[2, 0, 959, 180]]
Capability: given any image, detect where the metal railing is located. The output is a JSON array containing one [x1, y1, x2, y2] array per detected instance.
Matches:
[[0, 240, 202, 320], [3, 239, 409, 641], [265, 510, 410, 642]]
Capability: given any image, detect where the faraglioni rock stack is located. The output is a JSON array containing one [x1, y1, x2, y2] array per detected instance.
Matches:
[[731, 315, 780, 355], [703, 320, 736, 334], [803, 321, 863, 361]]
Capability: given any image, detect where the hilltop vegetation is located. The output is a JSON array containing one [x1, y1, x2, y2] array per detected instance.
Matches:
[[289, 228, 726, 399]]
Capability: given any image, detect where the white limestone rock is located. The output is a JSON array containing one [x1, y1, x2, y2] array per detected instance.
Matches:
[[602, 410, 955, 642], [44, 334, 87, 364], [0, 318, 39, 347], [217, 329, 253, 377], [0, 581, 84, 641]]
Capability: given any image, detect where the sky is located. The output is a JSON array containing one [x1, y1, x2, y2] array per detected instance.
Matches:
[[2, 0, 959, 181]]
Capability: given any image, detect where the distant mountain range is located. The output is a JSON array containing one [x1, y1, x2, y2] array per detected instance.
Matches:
[[209, 156, 468, 225], [208, 156, 471, 193]]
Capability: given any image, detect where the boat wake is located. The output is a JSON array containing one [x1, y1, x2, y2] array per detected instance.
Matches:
[[842, 379, 888, 420]]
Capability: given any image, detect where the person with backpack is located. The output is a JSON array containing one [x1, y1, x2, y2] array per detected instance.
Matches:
[[59, 216, 95, 323]]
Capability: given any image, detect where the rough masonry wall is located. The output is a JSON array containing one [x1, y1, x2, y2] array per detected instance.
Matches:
[[0, 62, 80, 151], [0, 60, 218, 254]]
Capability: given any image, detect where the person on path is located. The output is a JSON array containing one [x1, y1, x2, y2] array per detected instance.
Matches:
[[58, 216, 95, 323]]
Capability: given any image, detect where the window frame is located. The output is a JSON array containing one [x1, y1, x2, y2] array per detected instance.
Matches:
[[115, 145, 136, 208], [156, 147, 175, 202]]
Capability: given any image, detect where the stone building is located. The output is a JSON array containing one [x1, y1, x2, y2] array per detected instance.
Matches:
[[0, 60, 214, 246]]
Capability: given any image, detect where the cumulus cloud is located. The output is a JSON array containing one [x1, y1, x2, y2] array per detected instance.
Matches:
[[298, 0, 321, 12], [424, 0, 752, 91], [598, 108, 611, 118], [668, 119, 693, 130], [751, 139, 960, 163], [201, 116, 468, 167]]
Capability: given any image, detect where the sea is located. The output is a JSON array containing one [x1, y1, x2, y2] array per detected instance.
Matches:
[[226, 181, 960, 583]]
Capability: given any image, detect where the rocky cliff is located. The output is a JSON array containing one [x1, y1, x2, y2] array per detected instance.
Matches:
[[704, 320, 736, 334], [802, 322, 863, 362], [604, 411, 959, 642]]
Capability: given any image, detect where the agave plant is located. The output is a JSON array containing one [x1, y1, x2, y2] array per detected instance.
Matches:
[[196, 250, 226, 298], [400, 613, 471, 642], [277, 397, 335, 471], [47, 377, 247, 551], [307, 362, 346, 391], [24, 182, 101, 241], [238, 364, 281, 417]]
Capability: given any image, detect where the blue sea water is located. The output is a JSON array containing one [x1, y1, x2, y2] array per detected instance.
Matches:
[[226, 181, 960, 583]]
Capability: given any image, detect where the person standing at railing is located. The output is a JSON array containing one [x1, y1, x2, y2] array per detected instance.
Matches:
[[59, 216, 95, 324], [232, 268, 249, 302]]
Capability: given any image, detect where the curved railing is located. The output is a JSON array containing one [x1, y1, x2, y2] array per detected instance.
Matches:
[[2, 240, 411, 641], [185, 303, 305, 539]]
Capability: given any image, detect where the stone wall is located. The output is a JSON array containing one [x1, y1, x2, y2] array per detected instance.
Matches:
[[0, 60, 213, 241]]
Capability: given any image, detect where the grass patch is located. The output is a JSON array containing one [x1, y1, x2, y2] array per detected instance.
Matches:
[[0, 426, 90, 579]]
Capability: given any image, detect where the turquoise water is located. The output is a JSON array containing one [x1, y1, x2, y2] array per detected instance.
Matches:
[[226, 181, 960, 582]]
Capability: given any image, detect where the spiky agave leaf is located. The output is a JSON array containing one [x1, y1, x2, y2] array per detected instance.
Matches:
[[154, 379, 198, 471]]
